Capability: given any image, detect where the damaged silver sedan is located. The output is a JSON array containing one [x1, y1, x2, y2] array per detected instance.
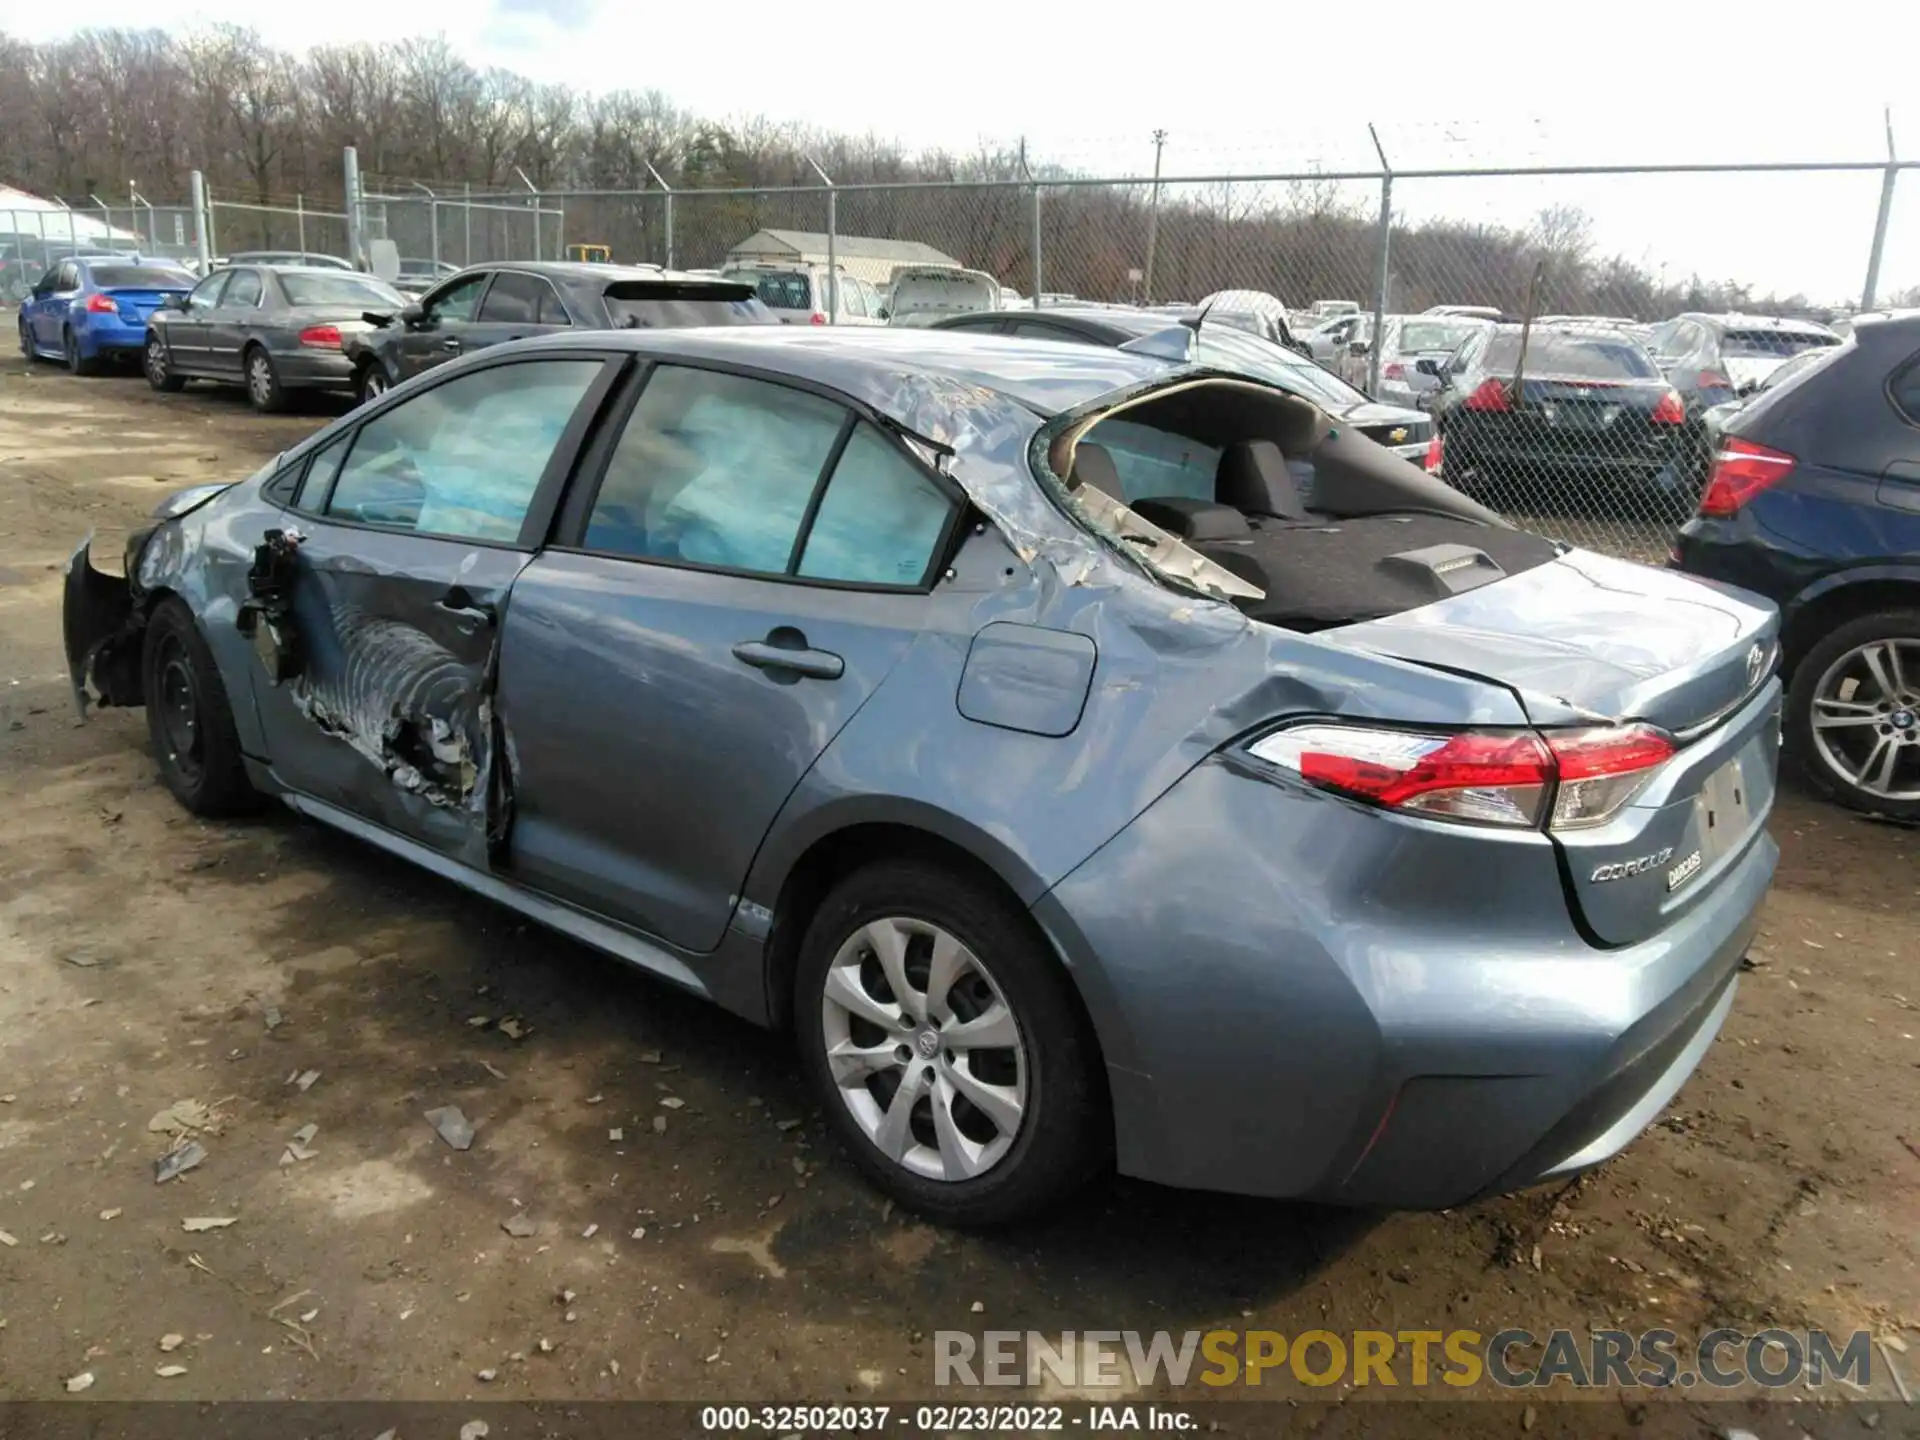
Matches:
[[65, 327, 1780, 1225]]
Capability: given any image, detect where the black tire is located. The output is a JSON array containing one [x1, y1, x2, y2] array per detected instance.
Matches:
[[64, 328, 99, 376], [145, 332, 186, 392], [243, 344, 286, 413], [794, 859, 1108, 1225], [355, 359, 390, 407], [18, 317, 33, 361], [141, 597, 258, 817], [1785, 608, 1920, 822]]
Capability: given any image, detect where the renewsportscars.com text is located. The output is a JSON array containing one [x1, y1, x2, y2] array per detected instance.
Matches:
[[935, 1328, 1877, 1391]]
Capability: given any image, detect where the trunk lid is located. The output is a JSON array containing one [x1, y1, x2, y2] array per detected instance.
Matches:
[[1336, 549, 1777, 735], [101, 287, 185, 326], [1335, 549, 1781, 945]]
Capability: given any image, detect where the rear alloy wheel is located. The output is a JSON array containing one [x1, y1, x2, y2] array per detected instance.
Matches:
[[64, 328, 98, 376], [145, 333, 186, 392], [141, 597, 258, 816], [244, 346, 286, 413], [795, 860, 1107, 1225], [1787, 610, 1920, 821], [356, 362, 389, 406]]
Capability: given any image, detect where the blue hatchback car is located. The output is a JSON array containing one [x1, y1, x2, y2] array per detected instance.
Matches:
[[18, 255, 194, 374]]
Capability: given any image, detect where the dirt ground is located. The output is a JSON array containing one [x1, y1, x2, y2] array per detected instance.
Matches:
[[0, 342, 1916, 1426]]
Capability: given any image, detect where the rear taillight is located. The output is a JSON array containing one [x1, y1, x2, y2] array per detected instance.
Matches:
[[1423, 434, 1444, 473], [808, 311, 827, 326], [1463, 377, 1512, 412], [1250, 726, 1552, 828], [1543, 725, 1676, 829], [1650, 389, 1686, 425], [84, 293, 117, 314], [298, 324, 343, 349], [1700, 437, 1795, 517], [1383, 361, 1405, 380], [1698, 370, 1732, 391], [1247, 722, 1674, 831]]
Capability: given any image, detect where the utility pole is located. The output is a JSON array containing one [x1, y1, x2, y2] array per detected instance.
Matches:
[[1143, 129, 1167, 305]]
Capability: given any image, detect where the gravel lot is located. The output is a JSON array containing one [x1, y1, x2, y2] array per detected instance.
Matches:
[[0, 348, 1915, 1426]]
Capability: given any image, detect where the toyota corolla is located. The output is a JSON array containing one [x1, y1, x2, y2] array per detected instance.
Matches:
[[63, 327, 1779, 1224]]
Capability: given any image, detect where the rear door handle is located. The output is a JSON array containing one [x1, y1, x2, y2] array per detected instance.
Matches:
[[731, 640, 843, 680]]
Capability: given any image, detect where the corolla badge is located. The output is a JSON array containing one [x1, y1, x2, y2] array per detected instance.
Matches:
[[1590, 847, 1674, 883]]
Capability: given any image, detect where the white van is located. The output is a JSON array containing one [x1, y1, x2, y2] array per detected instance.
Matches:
[[722, 263, 883, 325]]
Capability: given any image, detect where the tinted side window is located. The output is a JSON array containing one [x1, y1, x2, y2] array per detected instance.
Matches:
[[1010, 321, 1079, 341], [325, 360, 601, 541], [535, 282, 571, 326], [477, 271, 544, 324], [1891, 353, 1920, 427], [293, 431, 352, 511], [798, 423, 953, 586], [427, 273, 489, 323], [582, 366, 846, 573], [223, 270, 263, 308]]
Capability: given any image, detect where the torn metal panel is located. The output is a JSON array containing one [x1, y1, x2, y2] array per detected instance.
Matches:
[[289, 604, 489, 811]]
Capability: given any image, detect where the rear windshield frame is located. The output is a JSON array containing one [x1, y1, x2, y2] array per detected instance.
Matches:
[[1484, 332, 1659, 380], [278, 273, 407, 308], [601, 281, 773, 329]]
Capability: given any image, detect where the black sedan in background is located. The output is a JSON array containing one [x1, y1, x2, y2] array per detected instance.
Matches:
[[930, 307, 1438, 466], [1675, 311, 1920, 820], [1426, 324, 1705, 519], [145, 266, 409, 412], [347, 263, 774, 404]]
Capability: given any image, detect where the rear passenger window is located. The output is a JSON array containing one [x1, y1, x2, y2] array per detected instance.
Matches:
[[1892, 355, 1920, 426], [798, 424, 953, 585], [478, 271, 544, 324], [583, 366, 845, 573], [535, 283, 571, 326], [223, 270, 263, 308], [325, 360, 601, 541]]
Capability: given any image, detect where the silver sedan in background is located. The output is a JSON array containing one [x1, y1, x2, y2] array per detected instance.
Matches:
[[144, 265, 409, 412]]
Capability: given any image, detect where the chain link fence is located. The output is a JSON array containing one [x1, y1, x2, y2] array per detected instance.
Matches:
[[357, 183, 563, 269], [205, 192, 349, 261]]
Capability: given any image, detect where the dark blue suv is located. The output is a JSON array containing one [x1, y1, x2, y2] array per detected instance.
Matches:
[[1675, 311, 1920, 819]]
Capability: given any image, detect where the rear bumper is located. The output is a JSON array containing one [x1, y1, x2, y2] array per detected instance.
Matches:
[[74, 314, 149, 356], [275, 349, 357, 391], [1037, 755, 1775, 1208]]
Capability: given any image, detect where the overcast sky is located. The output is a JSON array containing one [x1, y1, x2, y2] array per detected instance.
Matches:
[[9, 0, 1917, 302]]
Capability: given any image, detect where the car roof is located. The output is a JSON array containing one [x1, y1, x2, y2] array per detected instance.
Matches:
[[498, 326, 1170, 422]]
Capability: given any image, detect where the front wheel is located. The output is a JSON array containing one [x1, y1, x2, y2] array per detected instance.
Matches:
[[141, 597, 258, 816], [145, 333, 186, 392], [244, 345, 286, 413], [1786, 611, 1920, 822], [794, 860, 1108, 1225]]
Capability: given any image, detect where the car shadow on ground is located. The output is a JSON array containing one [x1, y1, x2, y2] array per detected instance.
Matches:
[[187, 802, 1382, 1330]]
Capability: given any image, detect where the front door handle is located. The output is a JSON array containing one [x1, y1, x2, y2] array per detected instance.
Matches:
[[442, 336, 463, 353], [435, 585, 496, 626], [731, 638, 843, 681]]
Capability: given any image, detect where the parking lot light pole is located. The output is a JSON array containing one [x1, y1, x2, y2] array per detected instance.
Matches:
[[342, 146, 363, 270], [1367, 124, 1392, 395], [807, 156, 836, 322], [1862, 108, 1898, 310], [1143, 129, 1166, 305], [646, 162, 674, 269], [411, 183, 439, 267]]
